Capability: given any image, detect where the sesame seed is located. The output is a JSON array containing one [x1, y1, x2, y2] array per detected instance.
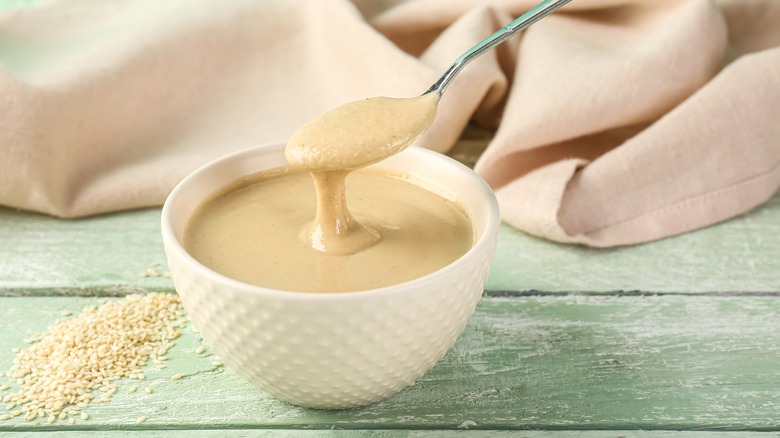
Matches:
[[47, 415, 56, 424], [69, 417, 75, 425], [128, 386, 137, 393], [195, 347, 205, 355], [2, 293, 185, 423], [136, 415, 148, 424], [170, 374, 183, 381], [61, 311, 72, 317], [0, 415, 10, 421], [80, 412, 89, 420], [212, 361, 223, 367], [144, 387, 153, 395]]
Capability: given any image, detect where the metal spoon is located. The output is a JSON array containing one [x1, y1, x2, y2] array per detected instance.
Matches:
[[425, 0, 573, 97], [286, 0, 572, 172]]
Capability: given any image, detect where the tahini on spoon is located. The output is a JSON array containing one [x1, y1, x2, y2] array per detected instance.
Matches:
[[284, 0, 572, 254], [285, 0, 573, 171]]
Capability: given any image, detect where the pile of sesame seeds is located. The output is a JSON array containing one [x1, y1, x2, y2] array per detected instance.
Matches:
[[0, 293, 186, 425]]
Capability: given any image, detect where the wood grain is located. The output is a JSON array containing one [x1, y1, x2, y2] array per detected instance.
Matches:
[[0, 208, 171, 295], [2, 192, 779, 295], [11, 431, 780, 438], [1, 295, 779, 433], [3, 1, 779, 435], [489, 191, 780, 294]]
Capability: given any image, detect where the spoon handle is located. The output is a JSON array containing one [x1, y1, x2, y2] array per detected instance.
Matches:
[[425, 0, 573, 96]]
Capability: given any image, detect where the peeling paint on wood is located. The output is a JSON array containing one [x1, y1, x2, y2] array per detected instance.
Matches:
[[2, 191, 779, 295], [1, 126, 778, 434], [489, 192, 780, 293], [1, 295, 779, 433], [5, 431, 780, 437]]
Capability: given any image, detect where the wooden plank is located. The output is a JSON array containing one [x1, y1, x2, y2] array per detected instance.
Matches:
[[0, 208, 171, 294], [12, 431, 780, 438], [2, 192, 780, 295], [489, 191, 780, 294], [1, 294, 780, 432]]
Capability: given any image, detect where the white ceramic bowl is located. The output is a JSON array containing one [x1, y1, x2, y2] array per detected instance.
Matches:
[[161, 143, 500, 409]]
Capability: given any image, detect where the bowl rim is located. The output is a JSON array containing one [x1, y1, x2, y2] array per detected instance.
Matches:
[[161, 142, 500, 301]]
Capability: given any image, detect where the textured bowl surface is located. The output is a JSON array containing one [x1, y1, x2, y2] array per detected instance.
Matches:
[[161, 143, 500, 409]]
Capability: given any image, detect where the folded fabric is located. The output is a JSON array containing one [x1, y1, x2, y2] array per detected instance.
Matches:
[[1, 0, 778, 247]]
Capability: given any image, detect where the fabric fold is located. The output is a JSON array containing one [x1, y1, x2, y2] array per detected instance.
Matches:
[[0, 0, 778, 248]]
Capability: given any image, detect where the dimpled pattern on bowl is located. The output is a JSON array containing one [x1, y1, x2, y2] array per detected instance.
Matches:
[[161, 143, 500, 409], [166, 234, 495, 409]]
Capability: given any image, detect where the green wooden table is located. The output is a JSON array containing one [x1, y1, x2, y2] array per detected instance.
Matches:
[[2, 0, 780, 432], [2, 187, 779, 436]]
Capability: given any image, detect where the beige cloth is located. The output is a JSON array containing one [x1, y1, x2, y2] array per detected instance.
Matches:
[[1, 0, 778, 247]]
